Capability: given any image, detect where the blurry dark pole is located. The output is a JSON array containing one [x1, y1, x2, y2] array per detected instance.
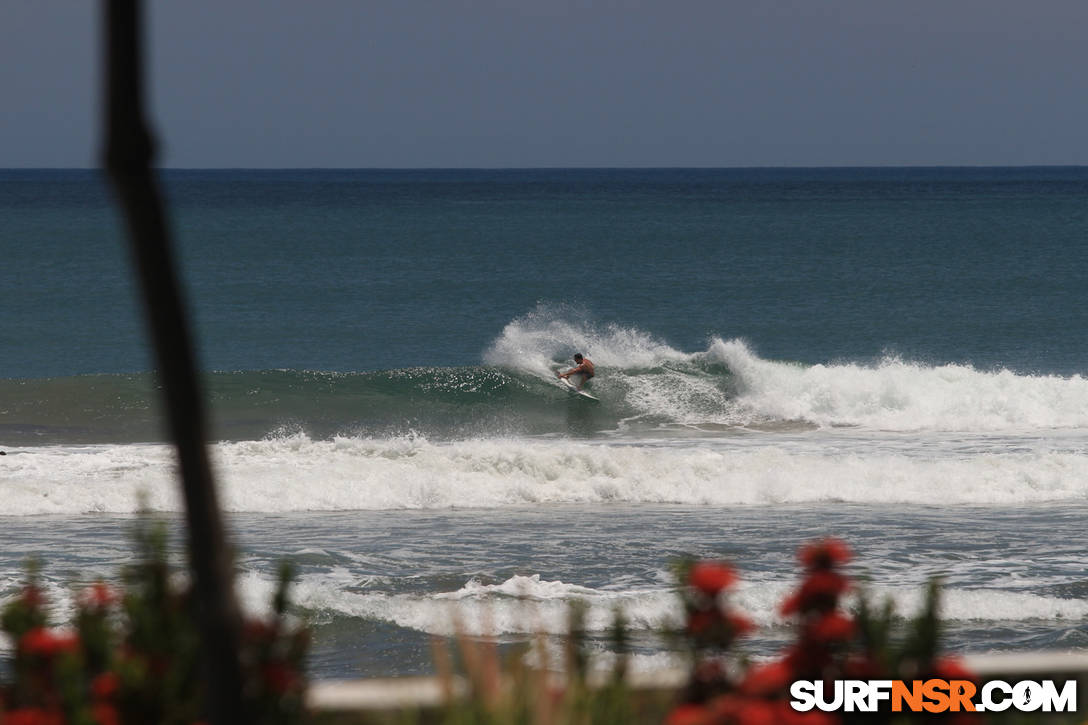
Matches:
[[101, 1, 243, 722]]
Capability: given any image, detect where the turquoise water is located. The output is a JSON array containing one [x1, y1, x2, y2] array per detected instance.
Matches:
[[3, 168, 1088, 678]]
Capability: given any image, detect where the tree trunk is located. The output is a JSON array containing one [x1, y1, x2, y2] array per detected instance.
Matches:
[[101, 1, 243, 721]]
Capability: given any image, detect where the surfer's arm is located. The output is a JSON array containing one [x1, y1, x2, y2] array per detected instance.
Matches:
[[558, 363, 585, 379]]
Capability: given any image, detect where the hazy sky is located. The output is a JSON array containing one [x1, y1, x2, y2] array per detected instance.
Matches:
[[4, 1, 1087, 167]]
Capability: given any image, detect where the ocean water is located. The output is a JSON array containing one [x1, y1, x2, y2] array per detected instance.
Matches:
[[3, 168, 1088, 678]]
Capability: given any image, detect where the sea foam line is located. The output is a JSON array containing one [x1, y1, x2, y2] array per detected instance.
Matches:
[[4, 434, 1088, 515], [708, 339, 1088, 432], [233, 572, 1088, 638]]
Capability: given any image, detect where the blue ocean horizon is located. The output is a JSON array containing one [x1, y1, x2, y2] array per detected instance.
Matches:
[[7, 166, 1088, 377], [3, 166, 1088, 677]]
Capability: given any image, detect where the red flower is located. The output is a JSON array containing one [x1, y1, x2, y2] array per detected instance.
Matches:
[[726, 613, 754, 638], [706, 694, 745, 720], [665, 703, 711, 725], [799, 539, 851, 571], [690, 561, 738, 596], [243, 617, 276, 643], [2, 708, 64, 725], [808, 612, 854, 642], [741, 660, 794, 697], [780, 592, 802, 616], [92, 703, 121, 725], [687, 610, 752, 643], [792, 570, 848, 609], [262, 662, 299, 694], [782, 571, 848, 615], [687, 609, 717, 635], [783, 644, 829, 679], [733, 699, 777, 725], [81, 582, 117, 609], [19, 627, 80, 658], [692, 658, 726, 685], [20, 585, 46, 608], [92, 671, 121, 700]]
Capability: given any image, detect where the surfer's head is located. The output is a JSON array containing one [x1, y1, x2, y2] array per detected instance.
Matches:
[[573, 354, 583, 362]]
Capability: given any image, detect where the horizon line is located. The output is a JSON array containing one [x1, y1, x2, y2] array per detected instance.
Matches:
[[5, 163, 1088, 172]]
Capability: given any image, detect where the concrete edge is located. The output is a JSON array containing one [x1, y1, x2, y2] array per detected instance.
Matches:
[[308, 652, 1088, 712]]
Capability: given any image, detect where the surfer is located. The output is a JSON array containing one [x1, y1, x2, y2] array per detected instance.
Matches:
[[557, 353, 595, 390]]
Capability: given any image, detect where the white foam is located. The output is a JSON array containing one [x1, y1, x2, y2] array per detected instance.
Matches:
[[0, 444, 183, 515], [740, 583, 1088, 626], [232, 569, 1088, 640], [709, 338, 1088, 432], [5, 433, 1088, 514], [4, 566, 1081, 657], [237, 570, 681, 636], [483, 305, 687, 379], [886, 586, 1088, 622], [483, 308, 1088, 431]]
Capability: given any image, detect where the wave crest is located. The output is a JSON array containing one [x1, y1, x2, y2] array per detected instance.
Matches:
[[5, 434, 1088, 514], [709, 338, 1088, 431]]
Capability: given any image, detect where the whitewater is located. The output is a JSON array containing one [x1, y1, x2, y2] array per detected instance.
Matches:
[[5, 433, 1088, 514], [7, 322, 1088, 513]]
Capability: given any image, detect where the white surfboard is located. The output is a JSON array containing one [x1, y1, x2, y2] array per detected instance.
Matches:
[[557, 372, 600, 401]]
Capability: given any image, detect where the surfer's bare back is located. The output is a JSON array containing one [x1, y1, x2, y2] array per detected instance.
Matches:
[[557, 353, 595, 389]]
